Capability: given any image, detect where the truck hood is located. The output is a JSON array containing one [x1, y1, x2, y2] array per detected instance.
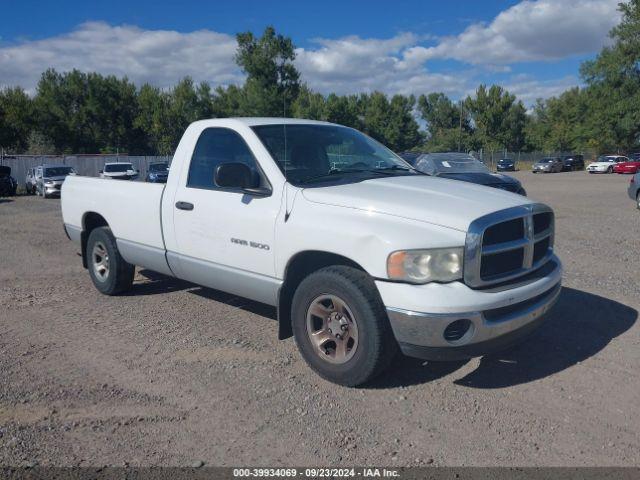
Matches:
[[301, 175, 532, 232]]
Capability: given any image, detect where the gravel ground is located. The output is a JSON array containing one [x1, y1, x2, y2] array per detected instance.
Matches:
[[0, 170, 639, 468]]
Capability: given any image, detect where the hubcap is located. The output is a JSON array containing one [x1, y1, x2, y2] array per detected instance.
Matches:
[[92, 241, 110, 281], [306, 294, 358, 364]]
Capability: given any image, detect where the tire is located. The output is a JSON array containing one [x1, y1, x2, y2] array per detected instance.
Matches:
[[86, 226, 134, 295], [637, 191, 640, 210], [291, 265, 398, 387], [607, 166, 613, 174]]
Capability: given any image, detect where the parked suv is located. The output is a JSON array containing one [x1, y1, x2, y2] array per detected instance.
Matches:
[[36, 165, 76, 198], [0, 166, 18, 197], [562, 154, 584, 171], [99, 162, 139, 180], [145, 162, 170, 183]]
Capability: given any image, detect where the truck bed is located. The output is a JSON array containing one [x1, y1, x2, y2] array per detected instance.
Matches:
[[61, 176, 167, 251]]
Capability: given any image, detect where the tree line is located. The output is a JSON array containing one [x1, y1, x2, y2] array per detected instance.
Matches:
[[1, 1, 638, 156]]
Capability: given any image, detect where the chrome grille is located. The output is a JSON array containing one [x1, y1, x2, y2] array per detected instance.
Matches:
[[464, 204, 554, 288]]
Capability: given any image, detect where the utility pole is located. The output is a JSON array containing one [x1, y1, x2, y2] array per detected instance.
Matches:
[[458, 100, 463, 152]]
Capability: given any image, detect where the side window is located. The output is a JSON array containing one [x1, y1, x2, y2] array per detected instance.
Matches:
[[187, 128, 261, 190]]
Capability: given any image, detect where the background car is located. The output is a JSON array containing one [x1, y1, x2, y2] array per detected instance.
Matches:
[[414, 152, 526, 195], [532, 157, 563, 173], [398, 151, 421, 166], [25, 167, 37, 194], [99, 162, 139, 180], [587, 155, 628, 174], [145, 162, 170, 183], [497, 158, 515, 171], [36, 165, 76, 198], [629, 172, 640, 209], [562, 154, 584, 171], [0, 166, 18, 197], [613, 158, 640, 174]]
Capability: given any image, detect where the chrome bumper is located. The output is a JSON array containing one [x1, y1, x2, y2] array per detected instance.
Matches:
[[387, 281, 562, 361]]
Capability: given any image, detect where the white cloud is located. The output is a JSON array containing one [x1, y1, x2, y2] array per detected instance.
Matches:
[[295, 33, 469, 96], [499, 75, 581, 106], [409, 0, 621, 65], [0, 21, 242, 93], [0, 0, 621, 104]]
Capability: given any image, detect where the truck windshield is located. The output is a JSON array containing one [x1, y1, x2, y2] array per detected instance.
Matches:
[[44, 167, 74, 176], [105, 164, 132, 172], [251, 124, 416, 186]]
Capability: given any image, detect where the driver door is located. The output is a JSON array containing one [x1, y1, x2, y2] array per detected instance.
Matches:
[[170, 127, 282, 305]]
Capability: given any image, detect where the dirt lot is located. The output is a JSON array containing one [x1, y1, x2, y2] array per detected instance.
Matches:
[[1, 171, 639, 468]]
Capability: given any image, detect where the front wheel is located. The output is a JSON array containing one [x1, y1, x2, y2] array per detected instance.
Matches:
[[607, 166, 613, 174], [86, 227, 134, 295], [291, 266, 398, 387]]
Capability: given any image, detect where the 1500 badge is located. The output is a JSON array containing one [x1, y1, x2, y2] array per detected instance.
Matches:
[[231, 238, 270, 250]]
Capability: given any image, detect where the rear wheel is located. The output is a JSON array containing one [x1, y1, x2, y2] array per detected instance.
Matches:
[[291, 266, 398, 387], [86, 227, 134, 295], [607, 166, 613, 174]]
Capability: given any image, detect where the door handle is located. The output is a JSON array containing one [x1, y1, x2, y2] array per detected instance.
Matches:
[[175, 201, 194, 211]]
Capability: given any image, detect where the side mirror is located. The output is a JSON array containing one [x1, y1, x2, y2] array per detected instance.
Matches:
[[215, 163, 269, 196]]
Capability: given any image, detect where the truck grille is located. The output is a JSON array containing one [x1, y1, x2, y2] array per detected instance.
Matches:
[[464, 204, 554, 288]]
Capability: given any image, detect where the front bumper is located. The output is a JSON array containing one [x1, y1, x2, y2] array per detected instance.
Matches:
[[377, 255, 562, 361], [44, 183, 63, 195]]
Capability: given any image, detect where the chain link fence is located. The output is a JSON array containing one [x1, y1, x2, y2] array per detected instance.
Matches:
[[474, 150, 597, 171]]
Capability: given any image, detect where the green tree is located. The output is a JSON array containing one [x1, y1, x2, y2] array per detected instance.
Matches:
[[291, 85, 326, 120], [465, 85, 526, 152], [235, 26, 301, 116], [0, 87, 33, 152], [417, 92, 472, 152], [580, 0, 640, 151]]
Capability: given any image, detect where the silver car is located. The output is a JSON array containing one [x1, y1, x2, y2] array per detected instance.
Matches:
[[532, 157, 563, 173], [36, 165, 76, 198]]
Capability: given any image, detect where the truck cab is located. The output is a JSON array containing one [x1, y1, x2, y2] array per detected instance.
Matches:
[[61, 118, 562, 386]]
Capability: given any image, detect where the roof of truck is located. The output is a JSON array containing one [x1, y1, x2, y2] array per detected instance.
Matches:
[[192, 117, 336, 128]]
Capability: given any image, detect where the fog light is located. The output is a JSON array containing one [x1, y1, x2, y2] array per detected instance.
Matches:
[[443, 319, 474, 344]]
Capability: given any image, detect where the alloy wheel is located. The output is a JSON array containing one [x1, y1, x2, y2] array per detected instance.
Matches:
[[306, 294, 359, 364]]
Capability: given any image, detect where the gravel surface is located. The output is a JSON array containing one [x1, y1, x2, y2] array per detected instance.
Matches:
[[0, 170, 639, 467]]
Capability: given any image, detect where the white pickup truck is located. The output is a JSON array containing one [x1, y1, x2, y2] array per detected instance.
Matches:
[[61, 118, 562, 386]]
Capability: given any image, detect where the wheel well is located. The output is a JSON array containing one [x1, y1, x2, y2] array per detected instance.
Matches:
[[80, 212, 108, 268], [277, 251, 366, 340]]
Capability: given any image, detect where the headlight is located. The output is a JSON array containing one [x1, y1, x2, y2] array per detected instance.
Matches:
[[387, 247, 464, 284]]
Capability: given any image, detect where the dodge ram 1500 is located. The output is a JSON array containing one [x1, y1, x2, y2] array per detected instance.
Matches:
[[61, 118, 562, 386]]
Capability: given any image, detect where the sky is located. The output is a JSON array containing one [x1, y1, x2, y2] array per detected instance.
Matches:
[[0, 0, 623, 105]]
